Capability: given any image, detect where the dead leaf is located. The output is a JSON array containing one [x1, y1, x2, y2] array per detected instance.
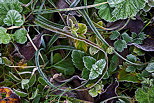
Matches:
[[13, 34, 42, 60], [107, 16, 144, 34], [129, 38, 154, 51], [0, 87, 20, 103]]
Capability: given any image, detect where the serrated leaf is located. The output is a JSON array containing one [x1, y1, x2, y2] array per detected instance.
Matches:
[[77, 23, 87, 34], [92, 59, 106, 74], [13, 89, 28, 97], [126, 54, 137, 62], [14, 28, 27, 44], [4, 10, 24, 26], [0, 0, 23, 25], [83, 56, 96, 70], [94, 0, 146, 22], [71, 50, 85, 70], [111, 0, 146, 20], [81, 68, 90, 80], [109, 55, 119, 73], [0, 27, 11, 44], [110, 31, 120, 40], [122, 32, 133, 43], [108, 0, 124, 5], [145, 62, 154, 73], [114, 40, 127, 52], [135, 86, 154, 103], [138, 32, 146, 40], [89, 68, 99, 80]]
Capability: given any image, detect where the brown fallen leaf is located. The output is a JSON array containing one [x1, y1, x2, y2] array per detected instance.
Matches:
[[107, 16, 144, 34], [13, 34, 42, 60], [0, 87, 20, 103]]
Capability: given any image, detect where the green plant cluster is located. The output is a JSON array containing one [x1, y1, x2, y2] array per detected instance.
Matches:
[[0, 0, 154, 103]]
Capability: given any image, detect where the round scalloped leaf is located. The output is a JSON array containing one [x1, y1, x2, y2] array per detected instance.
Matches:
[[94, 0, 146, 22], [0, 0, 23, 25], [0, 27, 11, 44], [114, 40, 127, 52], [95, 0, 117, 22], [4, 10, 24, 26], [14, 28, 27, 44], [112, 0, 146, 20]]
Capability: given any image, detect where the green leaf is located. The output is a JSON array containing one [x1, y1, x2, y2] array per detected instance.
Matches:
[[13, 89, 28, 97], [89, 68, 99, 80], [53, 58, 75, 75], [108, 0, 124, 5], [135, 86, 154, 103], [71, 50, 85, 70], [0, 27, 11, 44], [77, 23, 87, 34], [111, 0, 146, 19], [4, 10, 24, 26], [138, 32, 146, 40], [14, 28, 27, 44], [28, 74, 36, 87], [122, 32, 133, 43], [75, 40, 88, 52], [0, 0, 23, 25], [2, 57, 12, 65], [88, 88, 98, 97], [29, 89, 39, 100], [21, 79, 29, 89], [83, 56, 96, 70], [9, 72, 21, 82], [38, 77, 48, 86], [110, 31, 120, 40], [118, 66, 140, 83], [81, 68, 90, 80], [94, 0, 146, 22], [95, 0, 116, 22], [114, 40, 127, 52], [131, 32, 137, 38], [126, 54, 137, 62], [145, 62, 154, 73], [106, 46, 114, 54], [89, 46, 99, 55], [92, 59, 106, 74], [126, 66, 136, 72]]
